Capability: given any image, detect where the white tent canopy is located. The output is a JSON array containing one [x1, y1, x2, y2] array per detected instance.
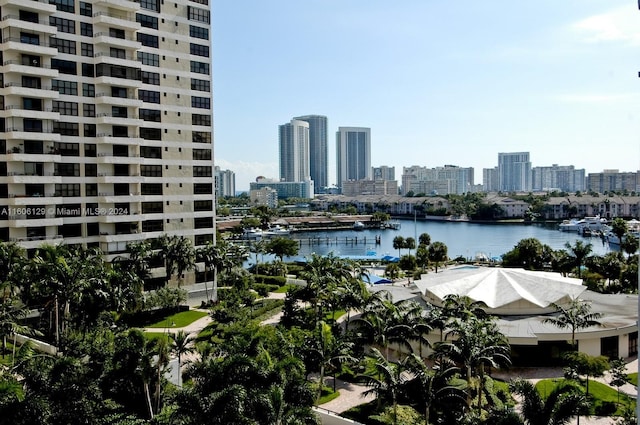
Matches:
[[414, 266, 586, 315]]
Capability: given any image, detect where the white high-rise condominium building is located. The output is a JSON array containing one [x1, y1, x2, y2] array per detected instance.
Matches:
[[279, 119, 309, 183], [215, 166, 235, 198], [498, 152, 531, 192], [293, 115, 327, 193], [336, 127, 371, 189], [0, 0, 214, 282]]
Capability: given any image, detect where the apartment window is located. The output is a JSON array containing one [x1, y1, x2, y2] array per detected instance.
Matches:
[[137, 52, 159, 67], [193, 166, 212, 177], [113, 126, 128, 137], [55, 142, 79, 156], [58, 224, 82, 237], [50, 37, 76, 54], [140, 0, 160, 12], [141, 146, 162, 158], [81, 43, 93, 57], [191, 0, 208, 5], [141, 183, 162, 195], [191, 96, 210, 109], [142, 202, 163, 214], [114, 184, 129, 196], [194, 200, 213, 211], [192, 114, 211, 126], [84, 144, 96, 157], [19, 10, 39, 23], [82, 63, 94, 77], [21, 33, 40, 45], [24, 141, 43, 154], [50, 0, 75, 13], [84, 124, 96, 137], [192, 131, 211, 144], [53, 123, 79, 137], [51, 59, 76, 75], [140, 128, 162, 141], [79, 2, 92, 17], [140, 109, 161, 122], [190, 61, 209, 75], [22, 76, 41, 89], [192, 149, 211, 160], [52, 101, 78, 116], [142, 220, 163, 233], [111, 87, 127, 98], [113, 145, 128, 157], [191, 79, 210, 92], [136, 14, 158, 29], [110, 48, 126, 59], [24, 119, 42, 133], [84, 165, 97, 179], [55, 163, 80, 177], [114, 164, 129, 176], [141, 165, 162, 177], [55, 184, 81, 197], [80, 22, 93, 37], [112, 106, 127, 118], [85, 183, 97, 195], [109, 28, 125, 39], [193, 183, 212, 194], [50, 17, 75, 34], [141, 72, 160, 85], [83, 104, 95, 117], [188, 6, 210, 23], [139, 90, 160, 104], [82, 83, 95, 97], [52, 80, 78, 95], [137, 33, 159, 48], [189, 25, 209, 40], [190, 43, 209, 57], [194, 217, 213, 229], [23, 98, 42, 111]]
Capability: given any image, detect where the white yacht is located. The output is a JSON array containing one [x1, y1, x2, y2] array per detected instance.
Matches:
[[607, 219, 640, 247], [558, 215, 608, 233]]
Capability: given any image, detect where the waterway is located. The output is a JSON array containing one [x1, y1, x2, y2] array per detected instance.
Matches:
[[290, 220, 612, 261]]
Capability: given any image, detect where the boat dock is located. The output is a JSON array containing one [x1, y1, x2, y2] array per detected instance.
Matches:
[[294, 235, 381, 247]]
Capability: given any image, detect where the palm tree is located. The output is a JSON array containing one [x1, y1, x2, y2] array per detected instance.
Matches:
[[543, 299, 602, 351], [510, 378, 589, 425], [359, 347, 408, 424], [249, 238, 267, 274], [418, 232, 431, 248], [170, 330, 195, 387], [392, 236, 405, 258], [196, 240, 230, 303], [404, 237, 416, 256], [427, 241, 448, 273], [173, 236, 196, 286], [564, 240, 593, 278]]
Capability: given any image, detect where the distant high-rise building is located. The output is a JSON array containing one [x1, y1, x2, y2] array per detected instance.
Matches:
[[294, 115, 327, 192], [483, 167, 500, 192], [498, 152, 531, 192], [532, 165, 585, 192], [279, 119, 310, 182], [587, 170, 639, 193], [215, 166, 236, 198], [401, 165, 473, 195], [373, 166, 395, 181], [336, 127, 371, 189]]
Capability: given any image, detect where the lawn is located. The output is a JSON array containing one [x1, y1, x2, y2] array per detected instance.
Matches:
[[536, 378, 635, 416], [273, 284, 298, 294], [628, 373, 637, 386], [146, 310, 208, 328], [316, 386, 340, 405]]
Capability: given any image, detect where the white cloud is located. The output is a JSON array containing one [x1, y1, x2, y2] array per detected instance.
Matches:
[[215, 158, 278, 192], [571, 5, 640, 45]]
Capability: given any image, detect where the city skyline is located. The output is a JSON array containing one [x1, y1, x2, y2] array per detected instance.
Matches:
[[212, 1, 640, 190]]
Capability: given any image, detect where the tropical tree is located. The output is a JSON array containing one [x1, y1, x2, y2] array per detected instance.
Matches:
[[416, 245, 430, 272], [610, 218, 628, 245], [509, 378, 589, 425], [404, 237, 416, 256], [427, 241, 448, 273], [562, 351, 609, 396], [171, 330, 195, 387], [249, 238, 268, 274], [392, 236, 405, 258], [266, 237, 299, 262], [0, 242, 26, 297], [418, 232, 431, 248], [157, 234, 196, 287], [0, 289, 34, 354], [621, 233, 638, 259], [609, 358, 630, 404], [543, 299, 602, 350], [196, 240, 230, 303], [384, 263, 400, 280], [564, 240, 593, 278], [359, 347, 408, 423]]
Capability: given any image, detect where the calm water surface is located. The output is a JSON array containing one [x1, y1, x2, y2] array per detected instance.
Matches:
[[290, 219, 612, 260]]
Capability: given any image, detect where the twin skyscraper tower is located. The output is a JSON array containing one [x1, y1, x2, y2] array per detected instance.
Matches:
[[278, 115, 371, 193]]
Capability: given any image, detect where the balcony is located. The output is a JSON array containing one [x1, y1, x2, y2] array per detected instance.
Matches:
[[0, 0, 56, 14], [93, 52, 140, 69], [1, 105, 59, 120], [96, 113, 142, 126], [0, 16, 57, 35], [1, 82, 59, 99], [0, 60, 58, 78], [94, 0, 140, 12], [1, 37, 58, 57], [93, 11, 140, 31], [94, 93, 142, 107], [93, 32, 140, 50]]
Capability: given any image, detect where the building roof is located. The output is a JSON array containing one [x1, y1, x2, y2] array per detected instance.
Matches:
[[414, 266, 586, 315]]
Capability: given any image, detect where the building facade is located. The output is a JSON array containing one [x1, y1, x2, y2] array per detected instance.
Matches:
[[215, 166, 235, 198], [498, 152, 531, 192], [249, 187, 278, 208], [279, 119, 309, 183], [0, 0, 215, 271], [336, 127, 371, 190], [401, 165, 473, 195], [341, 179, 398, 196], [294, 115, 327, 193], [532, 165, 585, 192], [250, 178, 314, 200], [372, 165, 395, 181], [586, 170, 639, 194], [483, 167, 499, 192]]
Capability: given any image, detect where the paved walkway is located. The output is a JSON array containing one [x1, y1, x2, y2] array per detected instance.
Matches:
[[318, 377, 375, 414]]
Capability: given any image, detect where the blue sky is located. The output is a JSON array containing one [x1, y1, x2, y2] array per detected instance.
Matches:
[[212, 1, 640, 191]]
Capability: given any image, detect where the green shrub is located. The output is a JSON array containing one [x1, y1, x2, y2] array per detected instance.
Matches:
[[595, 401, 617, 416], [255, 274, 287, 287]]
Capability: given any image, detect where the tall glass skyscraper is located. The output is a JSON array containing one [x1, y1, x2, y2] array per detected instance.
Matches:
[[279, 119, 309, 182], [336, 127, 371, 189], [294, 115, 327, 193], [498, 152, 532, 192]]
